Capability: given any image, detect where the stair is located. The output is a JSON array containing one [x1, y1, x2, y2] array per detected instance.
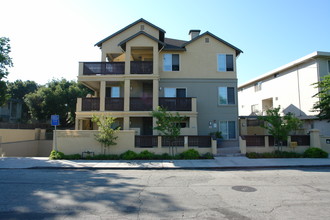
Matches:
[[217, 147, 243, 157]]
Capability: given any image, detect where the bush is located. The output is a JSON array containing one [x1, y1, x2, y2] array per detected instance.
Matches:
[[137, 150, 156, 160], [91, 154, 120, 160], [202, 152, 214, 159], [49, 150, 65, 160], [246, 151, 302, 159], [63, 154, 81, 160], [179, 149, 200, 159], [303, 148, 328, 158], [120, 150, 138, 160]]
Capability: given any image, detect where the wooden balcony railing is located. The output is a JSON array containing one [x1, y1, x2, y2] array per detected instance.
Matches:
[[135, 135, 158, 148], [83, 62, 125, 75], [159, 98, 192, 111], [130, 97, 153, 111], [105, 98, 124, 111], [82, 98, 100, 111], [130, 61, 153, 74], [188, 136, 211, 148]]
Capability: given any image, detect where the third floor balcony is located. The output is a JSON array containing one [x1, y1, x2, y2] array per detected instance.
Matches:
[[80, 61, 153, 76]]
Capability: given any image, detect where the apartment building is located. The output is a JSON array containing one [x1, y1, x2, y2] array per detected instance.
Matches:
[[238, 51, 330, 136], [75, 18, 242, 147]]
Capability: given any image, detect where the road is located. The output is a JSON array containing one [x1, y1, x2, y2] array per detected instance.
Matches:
[[0, 168, 330, 219]]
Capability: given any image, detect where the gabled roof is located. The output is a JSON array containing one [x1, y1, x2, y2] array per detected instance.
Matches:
[[238, 51, 330, 89], [163, 38, 187, 51], [95, 18, 166, 47], [117, 31, 165, 51], [182, 31, 243, 56]]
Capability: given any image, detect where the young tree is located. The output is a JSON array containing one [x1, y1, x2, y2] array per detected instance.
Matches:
[[260, 107, 302, 151], [91, 115, 119, 154], [0, 37, 13, 106], [151, 106, 185, 156], [312, 75, 330, 121]]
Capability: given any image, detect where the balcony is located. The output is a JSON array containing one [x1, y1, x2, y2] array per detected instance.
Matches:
[[78, 97, 195, 112], [130, 97, 153, 111], [130, 61, 153, 74], [82, 98, 100, 111], [82, 62, 125, 75], [159, 98, 192, 111], [105, 98, 124, 111]]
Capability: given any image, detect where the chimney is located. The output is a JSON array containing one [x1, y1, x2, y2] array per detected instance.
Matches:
[[189, 30, 201, 40]]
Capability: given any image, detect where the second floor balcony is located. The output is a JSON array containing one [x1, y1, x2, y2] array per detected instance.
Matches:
[[80, 61, 153, 75], [78, 97, 195, 112]]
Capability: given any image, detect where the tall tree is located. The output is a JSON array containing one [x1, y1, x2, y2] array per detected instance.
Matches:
[[7, 80, 39, 121], [25, 79, 91, 127], [312, 75, 330, 121], [260, 107, 302, 151], [0, 37, 13, 106]]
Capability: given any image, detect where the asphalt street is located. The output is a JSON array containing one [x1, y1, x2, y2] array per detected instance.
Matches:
[[1, 168, 330, 219]]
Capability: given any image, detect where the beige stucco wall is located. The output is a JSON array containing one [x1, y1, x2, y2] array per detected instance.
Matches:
[[320, 136, 330, 154], [0, 140, 52, 157], [159, 34, 237, 79], [55, 130, 213, 156], [100, 22, 160, 61], [0, 129, 45, 143]]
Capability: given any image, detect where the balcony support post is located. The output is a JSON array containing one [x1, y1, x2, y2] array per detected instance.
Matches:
[[124, 79, 130, 111], [100, 81, 106, 111], [125, 46, 131, 75], [123, 116, 130, 130], [153, 79, 159, 110]]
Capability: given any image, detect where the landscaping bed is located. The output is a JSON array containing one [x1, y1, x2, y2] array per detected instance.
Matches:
[[246, 148, 328, 159]]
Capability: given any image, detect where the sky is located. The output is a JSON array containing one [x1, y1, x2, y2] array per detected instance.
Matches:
[[1, 0, 330, 85]]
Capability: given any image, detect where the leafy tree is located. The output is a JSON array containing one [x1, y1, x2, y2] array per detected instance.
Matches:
[[0, 37, 13, 106], [151, 106, 185, 156], [7, 80, 39, 121], [91, 115, 119, 154], [259, 107, 302, 151], [312, 75, 330, 121], [25, 79, 91, 127]]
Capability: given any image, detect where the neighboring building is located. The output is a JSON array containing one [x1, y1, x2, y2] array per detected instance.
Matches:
[[0, 99, 22, 123], [75, 18, 242, 147], [238, 51, 330, 136]]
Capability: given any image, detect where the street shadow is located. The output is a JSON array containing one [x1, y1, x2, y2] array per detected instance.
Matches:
[[0, 169, 183, 219]]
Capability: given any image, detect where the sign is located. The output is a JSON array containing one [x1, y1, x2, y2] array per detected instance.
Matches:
[[51, 115, 60, 126]]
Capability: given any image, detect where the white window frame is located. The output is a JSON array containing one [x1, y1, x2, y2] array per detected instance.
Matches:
[[164, 87, 187, 97], [219, 121, 236, 140], [217, 54, 234, 72], [163, 54, 180, 71], [218, 87, 235, 105]]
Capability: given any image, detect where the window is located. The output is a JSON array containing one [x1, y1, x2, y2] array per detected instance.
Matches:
[[219, 121, 236, 140], [328, 60, 330, 73], [217, 54, 234, 72], [164, 88, 186, 97], [251, 104, 259, 114], [106, 86, 120, 98], [254, 81, 262, 92], [218, 87, 235, 104], [163, 54, 180, 71]]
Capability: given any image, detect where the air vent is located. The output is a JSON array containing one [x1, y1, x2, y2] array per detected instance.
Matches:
[[205, 38, 209, 43], [140, 25, 144, 31]]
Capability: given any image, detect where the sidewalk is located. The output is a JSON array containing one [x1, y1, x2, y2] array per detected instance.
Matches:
[[1, 156, 330, 169]]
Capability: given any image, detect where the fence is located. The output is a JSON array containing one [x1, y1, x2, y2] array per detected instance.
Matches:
[[55, 130, 217, 156]]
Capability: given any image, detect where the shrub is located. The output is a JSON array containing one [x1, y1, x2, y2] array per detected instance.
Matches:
[[120, 150, 138, 160], [246, 151, 302, 159], [202, 152, 214, 159], [49, 150, 65, 160], [303, 148, 328, 158], [179, 149, 200, 159], [63, 154, 81, 160], [137, 150, 156, 160]]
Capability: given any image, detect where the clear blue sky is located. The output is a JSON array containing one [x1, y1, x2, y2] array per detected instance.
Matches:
[[2, 0, 330, 85]]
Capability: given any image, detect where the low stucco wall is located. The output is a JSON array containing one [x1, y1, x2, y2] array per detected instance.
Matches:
[[0, 140, 52, 157], [55, 130, 214, 156], [0, 129, 46, 143], [321, 136, 330, 154]]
